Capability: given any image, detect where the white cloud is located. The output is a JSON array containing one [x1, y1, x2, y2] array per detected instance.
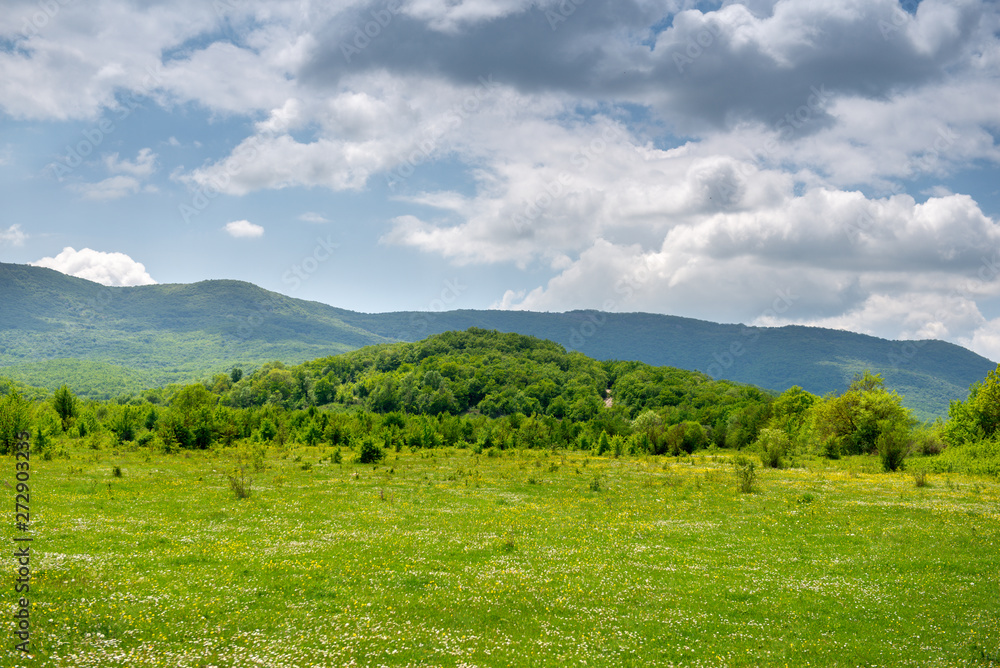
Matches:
[[104, 148, 156, 177], [299, 212, 330, 223], [961, 319, 1000, 362], [0, 224, 27, 246], [31, 247, 156, 286], [71, 148, 158, 200], [72, 175, 143, 201], [224, 220, 265, 238]]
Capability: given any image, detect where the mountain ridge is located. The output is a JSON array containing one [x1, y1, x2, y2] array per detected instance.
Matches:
[[0, 261, 994, 419]]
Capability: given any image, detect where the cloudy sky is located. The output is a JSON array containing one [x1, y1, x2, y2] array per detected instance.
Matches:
[[2, 0, 1000, 359]]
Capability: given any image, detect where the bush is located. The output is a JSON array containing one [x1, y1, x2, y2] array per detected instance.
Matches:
[[733, 455, 756, 493], [756, 428, 790, 469], [0, 392, 31, 455], [227, 466, 253, 499], [911, 426, 945, 456], [357, 437, 385, 464], [877, 421, 910, 472]]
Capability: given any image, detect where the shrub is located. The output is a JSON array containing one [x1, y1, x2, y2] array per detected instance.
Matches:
[[756, 428, 790, 469], [332, 448, 342, 464], [911, 426, 945, 456], [357, 437, 385, 464], [733, 455, 756, 493], [589, 476, 601, 492], [227, 466, 253, 499], [877, 421, 910, 472], [596, 432, 611, 456], [913, 471, 928, 487]]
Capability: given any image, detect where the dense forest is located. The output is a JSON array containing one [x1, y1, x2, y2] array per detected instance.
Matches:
[[1, 329, 998, 476]]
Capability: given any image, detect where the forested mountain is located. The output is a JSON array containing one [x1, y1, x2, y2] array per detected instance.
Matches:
[[1, 261, 994, 419], [0, 262, 390, 396]]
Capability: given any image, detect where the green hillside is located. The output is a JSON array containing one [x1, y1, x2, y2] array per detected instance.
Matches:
[[338, 310, 996, 421], [1, 262, 994, 418], [0, 262, 389, 398]]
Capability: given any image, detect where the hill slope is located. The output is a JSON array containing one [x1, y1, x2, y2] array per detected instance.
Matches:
[[0, 262, 390, 397], [332, 310, 996, 421], [0, 262, 994, 418]]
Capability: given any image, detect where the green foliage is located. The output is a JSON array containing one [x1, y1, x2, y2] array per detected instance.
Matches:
[[876, 420, 910, 472], [52, 384, 78, 431], [227, 466, 253, 499], [967, 365, 1000, 437], [813, 371, 912, 457], [756, 427, 790, 468], [664, 421, 709, 455], [733, 455, 757, 493], [596, 432, 611, 456], [357, 437, 385, 464], [0, 390, 31, 455], [2, 262, 994, 419], [109, 405, 139, 444]]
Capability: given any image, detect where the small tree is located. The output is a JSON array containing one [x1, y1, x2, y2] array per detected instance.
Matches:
[[357, 437, 385, 464], [596, 431, 611, 456], [0, 391, 31, 455], [52, 385, 78, 431], [733, 455, 757, 493]]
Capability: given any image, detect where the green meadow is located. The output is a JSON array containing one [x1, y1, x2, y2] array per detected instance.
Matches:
[[6, 445, 999, 667]]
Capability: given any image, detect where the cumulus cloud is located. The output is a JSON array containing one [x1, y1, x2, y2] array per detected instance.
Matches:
[[0, 224, 27, 246], [31, 247, 156, 286], [224, 220, 265, 238], [299, 212, 330, 223]]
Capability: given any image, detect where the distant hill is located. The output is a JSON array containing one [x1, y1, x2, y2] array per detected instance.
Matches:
[[0, 262, 390, 398], [0, 262, 994, 419]]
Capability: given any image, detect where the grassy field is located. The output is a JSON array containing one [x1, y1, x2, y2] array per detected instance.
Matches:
[[4, 445, 999, 667]]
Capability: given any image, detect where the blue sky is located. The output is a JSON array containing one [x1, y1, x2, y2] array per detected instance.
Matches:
[[2, 0, 1000, 360]]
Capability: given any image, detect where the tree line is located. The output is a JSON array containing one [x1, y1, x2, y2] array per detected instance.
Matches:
[[1, 329, 998, 474]]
